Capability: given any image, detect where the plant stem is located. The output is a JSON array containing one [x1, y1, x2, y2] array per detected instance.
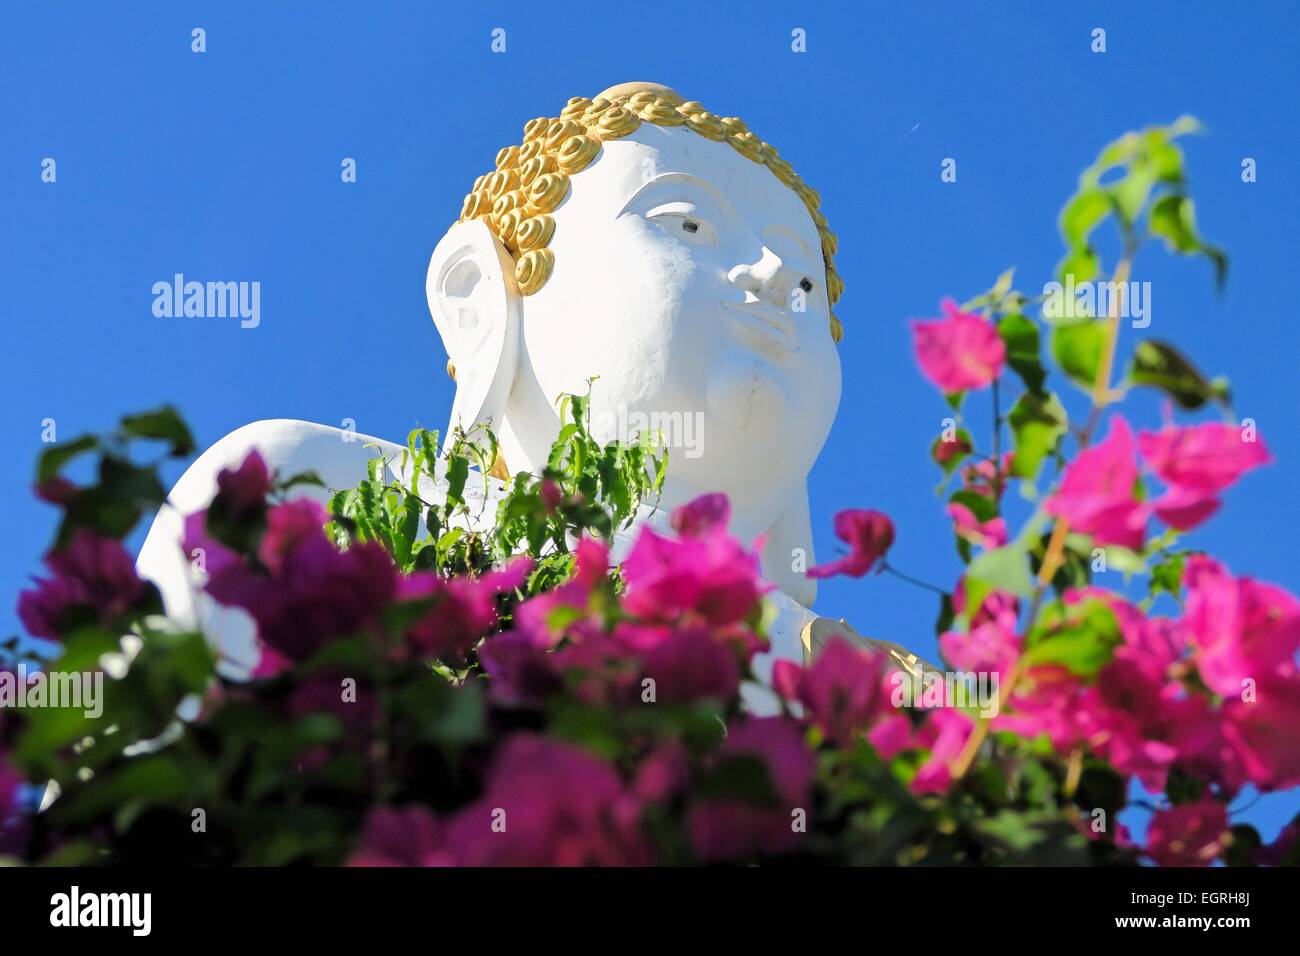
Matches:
[[951, 254, 1135, 785], [880, 562, 948, 597], [991, 378, 1003, 501]]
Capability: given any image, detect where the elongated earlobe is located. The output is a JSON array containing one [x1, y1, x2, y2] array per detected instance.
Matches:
[[426, 220, 522, 447]]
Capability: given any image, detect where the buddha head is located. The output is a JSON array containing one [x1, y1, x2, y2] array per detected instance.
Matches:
[[426, 83, 843, 605]]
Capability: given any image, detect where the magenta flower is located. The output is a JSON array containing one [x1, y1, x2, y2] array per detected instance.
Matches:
[[773, 637, 892, 747], [348, 806, 451, 867], [512, 537, 607, 648], [188, 505, 399, 663], [911, 298, 1006, 393], [806, 509, 895, 579], [1045, 416, 1148, 549], [1139, 422, 1271, 493], [632, 743, 690, 804], [952, 580, 1020, 630], [444, 735, 651, 866], [940, 617, 1020, 680], [214, 449, 272, 517], [910, 708, 976, 795], [670, 493, 730, 538], [621, 524, 768, 629], [1180, 556, 1300, 698], [641, 628, 740, 703], [396, 557, 532, 662], [1145, 799, 1229, 866], [688, 716, 815, 861], [1138, 422, 1270, 532], [18, 529, 151, 640], [946, 502, 1008, 549], [478, 631, 563, 706], [1222, 672, 1300, 791]]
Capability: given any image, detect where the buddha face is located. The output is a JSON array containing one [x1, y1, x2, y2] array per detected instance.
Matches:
[[504, 123, 841, 538]]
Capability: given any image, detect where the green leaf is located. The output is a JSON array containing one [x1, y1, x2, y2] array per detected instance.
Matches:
[[37, 435, 99, 482], [1050, 319, 1107, 391], [1054, 245, 1100, 286], [1059, 189, 1111, 248], [1007, 391, 1067, 481], [1149, 195, 1228, 289], [119, 406, 196, 457], [1149, 552, 1186, 600], [997, 312, 1047, 395], [1127, 339, 1229, 410], [1023, 599, 1122, 676]]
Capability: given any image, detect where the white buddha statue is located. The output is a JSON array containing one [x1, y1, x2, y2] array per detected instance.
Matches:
[[136, 83, 910, 708]]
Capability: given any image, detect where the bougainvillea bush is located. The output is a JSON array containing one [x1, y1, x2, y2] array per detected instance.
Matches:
[[3, 120, 1297, 867]]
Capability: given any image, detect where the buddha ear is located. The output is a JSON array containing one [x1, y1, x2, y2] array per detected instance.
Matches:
[[426, 219, 522, 446]]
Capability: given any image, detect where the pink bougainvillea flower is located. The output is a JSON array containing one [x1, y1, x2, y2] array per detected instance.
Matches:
[[444, 735, 651, 866], [214, 449, 272, 517], [773, 637, 892, 747], [396, 556, 532, 662], [478, 631, 563, 707], [1137, 422, 1270, 532], [960, 453, 1014, 501], [513, 536, 607, 648], [998, 665, 1090, 754], [621, 521, 768, 628], [946, 502, 1008, 549], [1221, 671, 1300, 792], [940, 616, 1020, 681], [1044, 416, 1149, 549], [1180, 556, 1300, 698], [806, 509, 895, 579], [910, 708, 976, 795], [258, 499, 331, 575], [1147, 484, 1221, 532], [688, 716, 815, 862], [952, 580, 1020, 631], [349, 805, 451, 867], [670, 492, 730, 539], [187, 506, 399, 663], [641, 628, 740, 703], [632, 743, 690, 804], [1138, 422, 1271, 493], [539, 478, 563, 512], [34, 476, 77, 506], [1144, 799, 1229, 867], [18, 529, 151, 640], [911, 298, 1006, 393]]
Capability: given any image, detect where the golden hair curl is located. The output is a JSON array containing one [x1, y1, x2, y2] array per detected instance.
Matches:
[[454, 84, 844, 344]]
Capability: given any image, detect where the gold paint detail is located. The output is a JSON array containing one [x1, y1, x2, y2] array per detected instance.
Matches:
[[515, 248, 555, 295], [556, 134, 601, 174], [450, 84, 843, 331]]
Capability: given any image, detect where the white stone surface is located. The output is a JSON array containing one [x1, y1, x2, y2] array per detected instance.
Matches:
[[135, 121, 835, 705]]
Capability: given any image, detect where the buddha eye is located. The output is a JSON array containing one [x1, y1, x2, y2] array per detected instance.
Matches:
[[645, 203, 716, 244], [799, 277, 814, 293]]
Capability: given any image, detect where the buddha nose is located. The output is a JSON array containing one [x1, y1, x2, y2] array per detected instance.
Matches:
[[728, 247, 794, 309]]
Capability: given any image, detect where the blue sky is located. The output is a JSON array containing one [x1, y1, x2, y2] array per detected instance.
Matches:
[[2, 2, 1297, 840]]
